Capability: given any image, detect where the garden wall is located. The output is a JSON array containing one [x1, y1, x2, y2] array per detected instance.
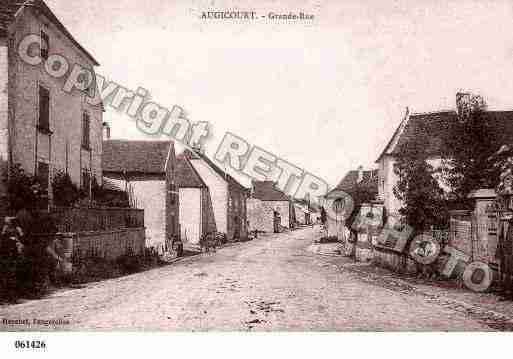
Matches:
[[56, 228, 146, 263]]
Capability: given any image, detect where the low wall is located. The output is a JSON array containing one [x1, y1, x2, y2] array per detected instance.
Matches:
[[247, 199, 291, 232], [372, 245, 418, 274], [354, 233, 374, 262], [49, 206, 145, 233], [59, 227, 146, 261]]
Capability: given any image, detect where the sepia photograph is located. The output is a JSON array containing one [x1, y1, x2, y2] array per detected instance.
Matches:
[[1, 0, 513, 355]]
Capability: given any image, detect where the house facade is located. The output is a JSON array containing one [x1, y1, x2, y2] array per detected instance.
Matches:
[[0, 1, 103, 214], [102, 140, 180, 251], [186, 149, 249, 241], [248, 181, 293, 233], [175, 151, 216, 246], [324, 167, 379, 241], [376, 93, 513, 217]]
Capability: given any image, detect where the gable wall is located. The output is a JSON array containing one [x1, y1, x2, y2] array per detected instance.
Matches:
[[190, 158, 228, 234]]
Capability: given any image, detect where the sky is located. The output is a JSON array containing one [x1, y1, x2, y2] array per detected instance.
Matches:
[[46, 0, 513, 188]]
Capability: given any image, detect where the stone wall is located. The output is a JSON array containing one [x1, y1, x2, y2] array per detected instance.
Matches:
[[247, 198, 290, 232], [59, 228, 146, 262], [247, 198, 272, 232], [372, 246, 418, 274]]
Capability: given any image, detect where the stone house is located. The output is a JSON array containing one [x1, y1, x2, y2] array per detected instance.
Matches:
[[0, 0, 103, 213], [185, 149, 249, 241], [248, 181, 293, 233], [102, 140, 180, 251], [175, 150, 216, 246], [376, 93, 513, 217], [324, 166, 379, 239]]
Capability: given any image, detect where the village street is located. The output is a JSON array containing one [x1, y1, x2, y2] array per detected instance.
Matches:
[[0, 227, 507, 331]]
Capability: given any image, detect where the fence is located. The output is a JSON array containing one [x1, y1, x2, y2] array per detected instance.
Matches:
[[49, 206, 144, 233]]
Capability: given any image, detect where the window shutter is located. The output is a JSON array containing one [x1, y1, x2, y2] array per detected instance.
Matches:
[[39, 86, 50, 131]]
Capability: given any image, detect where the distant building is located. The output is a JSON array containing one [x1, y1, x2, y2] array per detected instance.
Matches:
[[248, 181, 293, 233], [185, 149, 249, 241], [102, 140, 179, 251], [175, 151, 216, 246], [325, 166, 378, 240], [0, 0, 103, 213]]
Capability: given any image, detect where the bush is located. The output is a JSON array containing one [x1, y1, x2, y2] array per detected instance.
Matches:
[[6, 164, 42, 212], [52, 171, 82, 207], [0, 254, 56, 303]]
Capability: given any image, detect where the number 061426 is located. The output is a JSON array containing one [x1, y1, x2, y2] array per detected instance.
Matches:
[[14, 340, 46, 349]]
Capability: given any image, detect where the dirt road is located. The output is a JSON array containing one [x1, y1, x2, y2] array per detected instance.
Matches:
[[0, 227, 492, 331]]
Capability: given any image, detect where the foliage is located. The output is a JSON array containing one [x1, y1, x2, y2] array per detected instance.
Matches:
[[490, 145, 513, 202], [345, 183, 378, 230], [440, 94, 500, 208], [91, 177, 129, 208], [393, 121, 448, 231], [52, 170, 82, 207], [6, 164, 42, 212]]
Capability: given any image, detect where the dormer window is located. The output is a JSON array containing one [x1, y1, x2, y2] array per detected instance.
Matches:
[[40, 30, 49, 60]]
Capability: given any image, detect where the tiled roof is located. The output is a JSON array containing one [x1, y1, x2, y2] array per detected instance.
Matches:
[[377, 109, 513, 161], [190, 150, 248, 191], [332, 169, 379, 194], [252, 181, 290, 201], [103, 140, 173, 174], [175, 152, 206, 188], [0, 0, 99, 65]]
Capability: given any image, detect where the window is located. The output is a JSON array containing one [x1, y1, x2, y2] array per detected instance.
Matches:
[[40, 30, 49, 60], [37, 162, 49, 192], [38, 86, 50, 132], [82, 170, 91, 195], [82, 112, 90, 149]]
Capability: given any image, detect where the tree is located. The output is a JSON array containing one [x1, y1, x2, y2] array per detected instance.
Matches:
[[441, 94, 499, 208], [346, 182, 377, 231], [6, 164, 42, 212], [51, 171, 81, 207], [393, 122, 448, 232]]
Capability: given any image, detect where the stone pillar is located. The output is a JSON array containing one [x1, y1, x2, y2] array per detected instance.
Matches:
[[468, 189, 498, 263]]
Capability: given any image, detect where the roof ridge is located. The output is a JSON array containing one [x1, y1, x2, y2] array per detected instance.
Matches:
[[410, 109, 456, 116], [195, 151, 248, 190], [2, 0, 100, 66]]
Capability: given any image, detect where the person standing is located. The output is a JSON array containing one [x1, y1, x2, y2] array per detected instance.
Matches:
[[273, 209, 281, 233]]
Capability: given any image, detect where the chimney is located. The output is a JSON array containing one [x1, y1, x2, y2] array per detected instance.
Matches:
[[102, 122, 111, 140], [357, 165, 364, 183]]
